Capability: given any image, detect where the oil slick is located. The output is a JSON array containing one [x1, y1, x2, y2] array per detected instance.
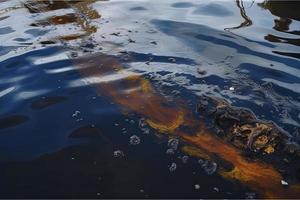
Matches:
[[13, 0, 300, 198], [24, 0, 101, 42], [74, 53, 300, 198]]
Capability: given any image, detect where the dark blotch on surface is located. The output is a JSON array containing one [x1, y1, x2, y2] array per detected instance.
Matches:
[[171, 2, 194, 8], [25, 29, 49, 37], [0, 16, 9, 21], [193, 3, 233, 17], [31, 96, 67, 110], [130, 6, 147, 11], [0, 26, 14, 35], [0, 115, 29, 130], [69, 125, 102, 139], [40, 40, 56, 45]]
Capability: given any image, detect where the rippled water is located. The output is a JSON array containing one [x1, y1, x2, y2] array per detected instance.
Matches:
[[0, 0, 300, 198]]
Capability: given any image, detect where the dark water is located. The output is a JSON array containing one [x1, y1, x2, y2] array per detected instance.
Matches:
[[0, 0, 300, 198]]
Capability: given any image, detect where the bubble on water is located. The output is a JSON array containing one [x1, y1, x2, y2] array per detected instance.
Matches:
[[142, 128, 150, 134], [182, 156, 189, 164], [129, 135, 141, 145], [169, 162, 177, 172], [245, 192, 256, 199], [113, 150, 124, 158], [72, 110, 81, 118], [201, 160, 217, 175], [168, 138, 179, 150], [166, 148, 175, 155], [139, 118, 150, 134], [194, 184, 200, 190], [198, 159, 204, 165], [281, 180, 288, 186], [72, 110, 83, 121]]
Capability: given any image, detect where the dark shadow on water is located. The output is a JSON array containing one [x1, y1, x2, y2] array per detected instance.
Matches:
[[0, 115, 29, 130], [31, 96, 68, 110]]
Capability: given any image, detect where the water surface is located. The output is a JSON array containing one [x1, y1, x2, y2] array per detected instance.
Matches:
[[0, 0, 300, 198]]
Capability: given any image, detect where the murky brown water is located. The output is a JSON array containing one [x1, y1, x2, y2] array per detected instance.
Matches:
[[0, 0, 300, 198]]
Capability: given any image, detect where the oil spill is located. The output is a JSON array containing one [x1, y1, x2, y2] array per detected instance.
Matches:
[[1, 0, 300, 198]]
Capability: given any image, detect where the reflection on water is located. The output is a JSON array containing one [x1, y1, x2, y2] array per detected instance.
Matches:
[[25, 0, 101, 42], [0, 0, 300, 198], [225, 0, 253, 31]]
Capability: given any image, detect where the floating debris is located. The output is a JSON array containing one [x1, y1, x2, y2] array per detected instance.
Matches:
[[229, 86, 235, 91], [213, 187, 219, 192], [150, 41, 157, 45], [169, 162, 177, 172], [113, 150, 125, 158], [129, 135, 141, 145], [197, 95, 300, 156]]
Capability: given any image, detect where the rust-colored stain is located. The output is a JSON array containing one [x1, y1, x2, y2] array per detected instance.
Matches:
[[75, 54, 300, 198], [24, 0, 100, 40], [181, 132, 300, 198]]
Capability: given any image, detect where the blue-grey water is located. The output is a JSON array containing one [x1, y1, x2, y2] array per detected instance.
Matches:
[[0, 0, 300, 198]]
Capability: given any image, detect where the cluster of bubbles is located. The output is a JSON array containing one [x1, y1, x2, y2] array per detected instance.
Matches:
[[198, 159, 217, 175], [129, 135, 141, 145], [166, 138, 179, 155]]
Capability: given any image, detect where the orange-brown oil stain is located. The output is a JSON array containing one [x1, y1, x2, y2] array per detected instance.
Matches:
[[59, 34, 84, 41], [25, 0, 100, 41], [180, 131, 300, 198], [19, 0, 300, 197], [74, 54, 300, 198]]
